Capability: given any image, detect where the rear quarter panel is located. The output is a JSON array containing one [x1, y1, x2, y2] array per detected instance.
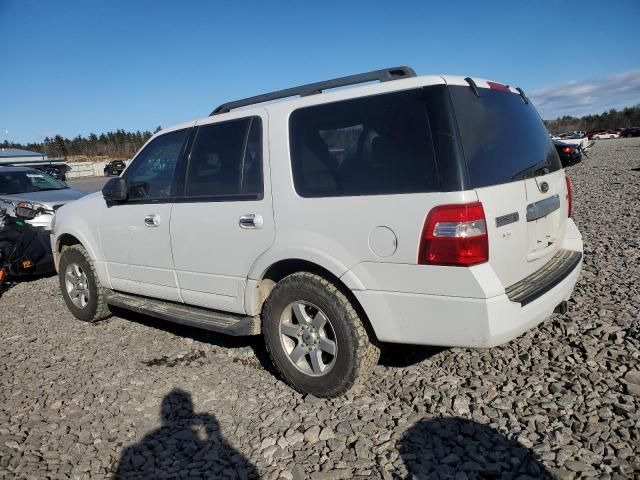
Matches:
[[249, 101, 485, 300]]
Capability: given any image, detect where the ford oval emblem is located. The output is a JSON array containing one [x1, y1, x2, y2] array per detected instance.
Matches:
[[539, 181, 549, 193]]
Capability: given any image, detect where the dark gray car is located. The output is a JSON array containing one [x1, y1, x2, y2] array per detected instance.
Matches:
[[0, 166, 87, 230]]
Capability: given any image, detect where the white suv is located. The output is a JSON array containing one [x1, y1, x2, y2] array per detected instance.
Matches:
[[52, 67, 583, 397]]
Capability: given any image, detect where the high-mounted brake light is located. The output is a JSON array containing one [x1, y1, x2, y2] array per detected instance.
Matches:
[[562, 146, 573, 154], [565, 176, 573, 218], [487, 81, 510, 92], [418, 202, 489, 266]]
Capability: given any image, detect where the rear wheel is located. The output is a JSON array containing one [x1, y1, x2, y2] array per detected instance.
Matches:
[[262, 272, 379, 397], [58, 245, 111, 323]]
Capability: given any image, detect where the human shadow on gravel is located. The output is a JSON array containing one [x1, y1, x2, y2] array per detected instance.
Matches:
[[114, 388, 258, 479], [398, 417, 554, 479]]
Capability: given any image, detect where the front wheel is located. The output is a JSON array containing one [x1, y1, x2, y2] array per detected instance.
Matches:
[[262, 272, 380, 397], [58, 245, 111, 323]]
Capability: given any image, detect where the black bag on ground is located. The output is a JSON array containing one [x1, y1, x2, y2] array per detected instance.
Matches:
[[0, 207, 54, 279]]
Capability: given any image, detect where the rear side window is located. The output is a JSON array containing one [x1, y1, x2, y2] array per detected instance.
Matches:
[[449, 86, 561, 188], [289, 89, 440, 197], [185, 117, 262, 199]]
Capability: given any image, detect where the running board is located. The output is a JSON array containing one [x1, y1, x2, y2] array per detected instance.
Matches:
[[104, 290, 260, 336]]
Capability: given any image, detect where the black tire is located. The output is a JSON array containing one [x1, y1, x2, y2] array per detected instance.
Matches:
[[262, 272, 380, 397], [58, 245, 111, 323]]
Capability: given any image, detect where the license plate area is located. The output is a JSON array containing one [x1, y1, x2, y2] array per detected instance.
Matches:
[[526, 194, 560, 258]]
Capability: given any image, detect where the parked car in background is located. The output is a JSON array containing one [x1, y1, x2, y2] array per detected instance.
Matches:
[[586, 129, 607, 139], [620, 127, 640, 138], [0, 167, 87, 231], [104, 160, 126, 176], [35, 165, 67, 182], [52, 67, 583, 397], [553, 140, 582, 167], [592, 130, 620, 140], [551, 132, 590, 150]]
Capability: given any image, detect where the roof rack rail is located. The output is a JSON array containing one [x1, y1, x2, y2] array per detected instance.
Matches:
[[210, 66, 417, 115]]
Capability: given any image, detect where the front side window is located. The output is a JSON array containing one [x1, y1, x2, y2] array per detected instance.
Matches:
[[289, 89, 440, 197], [125, 129, 187, 201], [184, 117, 262, 199]]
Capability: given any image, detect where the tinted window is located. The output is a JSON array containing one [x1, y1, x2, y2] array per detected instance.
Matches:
[[289, 89, 440, 197], [125, 129, 187, 200], [449, 86, 561, 188], [185, 117, 262, 199]]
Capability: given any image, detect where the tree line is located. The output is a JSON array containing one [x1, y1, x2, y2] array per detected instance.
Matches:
[[544, 105, 640, 134], [1, 127, 162, 161]]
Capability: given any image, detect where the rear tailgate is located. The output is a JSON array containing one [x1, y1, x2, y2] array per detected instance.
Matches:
[[447, 77, 568, 289], [476, 170, 569, 288]]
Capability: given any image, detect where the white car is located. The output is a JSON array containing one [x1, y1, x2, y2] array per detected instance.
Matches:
[[592, 131, 620, 139], [51, 67, 583, 397], [0, 166, 86, 230]]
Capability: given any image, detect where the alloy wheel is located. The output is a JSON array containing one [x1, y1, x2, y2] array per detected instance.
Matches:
[[64, 262, 90, 308], [279, 300, 337, 376]]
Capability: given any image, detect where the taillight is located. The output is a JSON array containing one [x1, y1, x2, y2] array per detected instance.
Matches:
[[562, 146, 573, 154], [418, 202, 489, 266], [565, 176, 573, 218]]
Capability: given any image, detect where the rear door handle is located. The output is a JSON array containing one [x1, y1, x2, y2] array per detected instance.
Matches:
[[239, 214, 263, 229], [144, 214, 161, 227]]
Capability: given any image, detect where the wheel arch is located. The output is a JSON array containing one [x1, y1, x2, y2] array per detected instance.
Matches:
[[53, 230, 107, 287], [246, 257, 377, 341]]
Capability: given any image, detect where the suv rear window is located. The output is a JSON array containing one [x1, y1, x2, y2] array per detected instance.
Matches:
[[449, 86, 561, 188], [289, 89, 440, 197]]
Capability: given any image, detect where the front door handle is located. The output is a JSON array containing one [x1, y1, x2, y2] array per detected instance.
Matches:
[[144, 214, 161, 227], [239, 213, 263, 229]]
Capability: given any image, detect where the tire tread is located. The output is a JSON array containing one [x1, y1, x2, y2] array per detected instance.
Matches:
[[262, 272, 380, 397], [60, 245, 111, 323]]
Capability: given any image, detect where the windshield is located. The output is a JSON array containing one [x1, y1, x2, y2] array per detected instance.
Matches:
[[449, 85, 561, 188], [0, 170, 67, 195]]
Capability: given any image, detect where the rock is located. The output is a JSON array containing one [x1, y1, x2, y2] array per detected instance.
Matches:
[[304, 426, 321, 444], [564, 460, 594, 472], [318, 427, 334, 441], [623, 370, 640, 385], [548, 468, 575, 480], [310, 469, 353, 480]]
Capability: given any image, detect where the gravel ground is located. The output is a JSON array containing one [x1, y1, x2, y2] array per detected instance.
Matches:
[[66, 177, 110, 194], [1, 138, 639, 480]]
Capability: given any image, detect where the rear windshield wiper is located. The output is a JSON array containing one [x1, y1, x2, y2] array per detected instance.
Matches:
[[512, 163, 550, 181]]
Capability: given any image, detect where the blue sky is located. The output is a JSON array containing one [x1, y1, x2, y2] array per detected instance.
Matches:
[[1, 0, 639, 144]]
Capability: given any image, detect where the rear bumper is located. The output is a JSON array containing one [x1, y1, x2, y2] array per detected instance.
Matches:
[[353, 250, 582, 348]]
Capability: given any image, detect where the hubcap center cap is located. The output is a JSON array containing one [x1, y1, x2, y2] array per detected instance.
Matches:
[[302, 330, 317, 345]]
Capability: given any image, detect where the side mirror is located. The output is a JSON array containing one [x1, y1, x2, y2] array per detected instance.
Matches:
[[15, 201, 39, 220], [102, 177, 128, 202]]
